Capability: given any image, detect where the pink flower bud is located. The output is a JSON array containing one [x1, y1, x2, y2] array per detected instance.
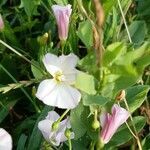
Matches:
[[52, 4, 72, 41], [0, 14, 4, 31], [100, 104, 130, 144]]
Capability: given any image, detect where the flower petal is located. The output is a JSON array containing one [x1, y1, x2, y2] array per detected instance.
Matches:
[[46, 111, 60, 121], [52, 4, 72, 40], [100, 112, 108, 128], [59, 53, 79, 70], [43, 53, 61, 76], [100, 104, 129, 144], [38, 119, 53, 142], [112, 104, 130, 126], [38, 81, 81, 109], [0, 128, 12, 150], [35, 79, 57, 101]]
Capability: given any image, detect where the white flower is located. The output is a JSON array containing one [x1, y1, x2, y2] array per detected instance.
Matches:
[[0, 128, 12, 150], [38, 111, 74, 146], [36, 53, 81, 109]]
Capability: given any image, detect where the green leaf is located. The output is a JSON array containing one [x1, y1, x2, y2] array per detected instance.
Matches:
[[75, 71, 96, 95], [17, 134, 28, 150], [77, 20, 93, 49], [53, 0, 68, 5], [116, 42, 150, 65], [103, 0, 117, 18], [78, 52, 98, 75], [103, 42, 126, 66], [20, 0, 40, 17], [27, 106, 52, 150], [128, 21, 147, 44], [105, 116, 146, 148], [83, 94, 110, 106], [125, 85, 150, 113], [31, 61, 44, 79], [70, 103, 87, 139], [142, 134, 150, 150], [0, 93, 20, 123]]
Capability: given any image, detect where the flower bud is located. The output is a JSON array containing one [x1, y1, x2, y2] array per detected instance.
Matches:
[[37, 33, 48, 45], [52, 4, 72, 41], [0, 14, 4, 31], [116, 90, 126, 101], [92, 119, 100, 130], [65, 128, 72, 139]]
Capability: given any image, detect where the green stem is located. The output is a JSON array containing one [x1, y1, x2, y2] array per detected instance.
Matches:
[[60, 40, 66, 54], [57, 109, 70, 122], [123, 98, 142, 150], [0, 64, 41, 113], [0, 39, 46, 75], [68, 138, 72, 150], [117, 0, 132, 43]]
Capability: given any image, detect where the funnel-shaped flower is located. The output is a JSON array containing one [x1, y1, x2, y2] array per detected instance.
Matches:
[[52, 4, 72, 40], [38, 111, 74, 146], [36, 53, 81, 109], [0, 14, 4, 30], [100, 104, 130, 144], [0, 128, 12, 150]]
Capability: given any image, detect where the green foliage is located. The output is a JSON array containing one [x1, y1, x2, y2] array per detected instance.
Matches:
[[83, 94, 110, 106], [77, 20, 93, 49], [75, 71, 96, 95], [0, 0, 150, 149], [125, 85, 150, 113]]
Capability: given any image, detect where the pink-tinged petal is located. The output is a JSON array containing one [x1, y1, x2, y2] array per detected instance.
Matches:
[[0, 14, 4, 31], [46, 111, 60, 121], [100, 112, 107, 128], [112, 104, 130, 126], [43, 53, 61, 76], [52, 4, 72, 40], [0, 128, 12, 150], [100, 104, 129, 144], [35, 79, 57, 101]]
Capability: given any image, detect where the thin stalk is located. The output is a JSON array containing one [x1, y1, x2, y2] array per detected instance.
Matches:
[[68, 138, 72, 150], [117, 102, 137, 138], [0, 40, 46, 75], [123, 98, 142, 150], [57, 109, 70, 122], [125, 122, 137, 139], [117, 0, 132, 43], [0, 64, 41, 113]]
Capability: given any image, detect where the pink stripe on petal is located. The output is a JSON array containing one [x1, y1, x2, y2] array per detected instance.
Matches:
[[100, 104, 130, 144]]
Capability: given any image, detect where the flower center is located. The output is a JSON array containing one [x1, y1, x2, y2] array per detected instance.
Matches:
[[54, 71, 63, 83]]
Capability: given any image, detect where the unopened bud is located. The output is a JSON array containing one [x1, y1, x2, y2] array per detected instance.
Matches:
[[65, 128, 71, 139], [52, 121, 59, 131], [37, 33, 48, 45], [92, 119, 100, 130], [116, 90, 126, 101], [32, 86, 36, 97]]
